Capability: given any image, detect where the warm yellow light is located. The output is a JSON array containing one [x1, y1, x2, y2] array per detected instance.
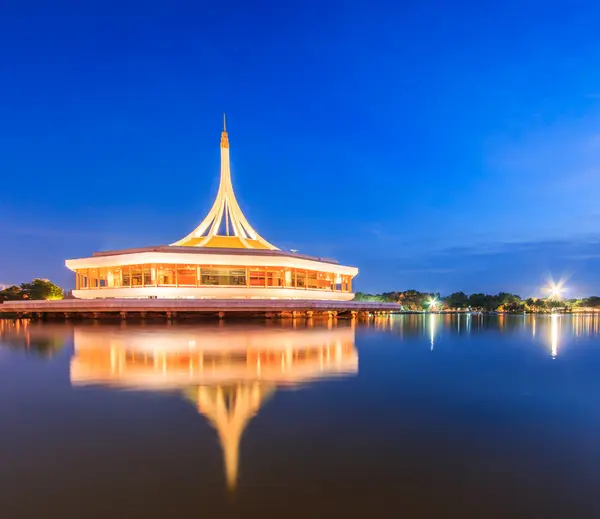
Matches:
[[548, 281, 565, 300]]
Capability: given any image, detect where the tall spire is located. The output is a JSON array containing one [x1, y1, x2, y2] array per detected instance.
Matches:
[[220, 112, 229, 149], [172, 118, 278, 249]]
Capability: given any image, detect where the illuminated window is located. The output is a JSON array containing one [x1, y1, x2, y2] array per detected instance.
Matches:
[[177, 265, 197, 286], [202, 268, 246, 286], [158, 265, 175, 285], [249, 269, 265, 287], [296, 270, 306, 288], [99, 268, 107, 288], [266, 269, 283, 287], [306, 271, 319, 289], [143, 265, 153, 285], [131, 265, 143, 286]]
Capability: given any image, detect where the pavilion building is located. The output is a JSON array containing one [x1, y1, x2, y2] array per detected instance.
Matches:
[[66, 119, 358, 300]]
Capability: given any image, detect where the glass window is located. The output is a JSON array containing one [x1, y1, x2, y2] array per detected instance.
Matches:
[[296, 270, 306, 288], [177, 265, 197, 286], [306, 271, 319, 289], [99, 268, 107, 288], [89, 268, 99, 289], [202, 268, 246, 286], [107, 267, 123, 287], [78, 270, 89, 289], [131, 265, 143, 287], [249, 269, 265, 287], [283, 269, 293, 287], [317, 272, 334, 290], [158, 265, 176, 285], [122, 266, 131, 287], [143, 265, 153, 286], [266, 270, 283, 287]]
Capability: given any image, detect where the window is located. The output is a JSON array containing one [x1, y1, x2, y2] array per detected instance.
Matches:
[[99, 268, 107, 288], [296, 270, 306, 288], [122, 266, 131, 287], [177, 265, 197, 286], [317, 272, 334, 290], [89, 268, 99, 289], [202, 268, 246, 286], [306, 271, 319, 289], [158, 265, 176, 285], [107, 267, 123, 287], [131, 265, 143, 286], [143, 265, 153, 286], [249, 269, 265, 287], [266, 269, 283, 287]]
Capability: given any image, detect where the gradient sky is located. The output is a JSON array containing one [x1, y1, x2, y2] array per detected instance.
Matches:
[[1, 0, 600, 297]]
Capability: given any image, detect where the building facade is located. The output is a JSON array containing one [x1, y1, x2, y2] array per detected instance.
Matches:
[[66, 120, 358, 300]]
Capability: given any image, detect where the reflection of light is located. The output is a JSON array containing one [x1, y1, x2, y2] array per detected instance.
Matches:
[[551, 314, 559, 358], [429, 313, 436, 351], [70, 324, 358, 491]]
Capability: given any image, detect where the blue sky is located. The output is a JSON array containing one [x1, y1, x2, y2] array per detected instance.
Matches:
[[1, 0, 600, 296]]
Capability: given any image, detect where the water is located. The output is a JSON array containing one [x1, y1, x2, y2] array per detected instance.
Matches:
[[1, 314, 600, 518]]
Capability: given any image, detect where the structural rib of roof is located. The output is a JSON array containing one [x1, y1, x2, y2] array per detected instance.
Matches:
[[172, 115, 279, 250]]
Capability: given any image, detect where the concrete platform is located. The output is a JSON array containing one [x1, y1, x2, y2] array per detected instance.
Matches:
[[0, 298, 401, 319]]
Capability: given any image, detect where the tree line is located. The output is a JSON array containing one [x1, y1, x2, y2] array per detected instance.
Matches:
[[0, 279, 64, 302], [355, 290, 600, 312]]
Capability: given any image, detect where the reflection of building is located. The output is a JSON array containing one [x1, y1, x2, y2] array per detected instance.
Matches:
[[65, 121, 357, 300], [70, 325, 357, 488]]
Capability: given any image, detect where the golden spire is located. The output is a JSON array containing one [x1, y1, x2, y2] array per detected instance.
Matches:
[[171, 118, 279, 250], [220, 112, 229, 149]]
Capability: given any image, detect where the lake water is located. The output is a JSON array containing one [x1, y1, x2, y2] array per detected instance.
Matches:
[[1, 314, 600, 518]]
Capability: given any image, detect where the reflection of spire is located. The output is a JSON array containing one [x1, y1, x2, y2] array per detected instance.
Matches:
[[184, 383, 274, 490], [69, 324, 358, 491]]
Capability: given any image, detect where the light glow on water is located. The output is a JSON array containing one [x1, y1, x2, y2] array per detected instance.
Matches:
[[2, 315, 600, 517]]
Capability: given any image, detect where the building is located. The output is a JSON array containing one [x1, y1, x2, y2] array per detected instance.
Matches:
[[66, 119, 358, 300]]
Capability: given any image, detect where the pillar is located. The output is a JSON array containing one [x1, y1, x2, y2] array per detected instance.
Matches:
[[218, 311, 225, 319], [305, 311, 313, 318], [120, 311, 127, 320], [140, 312, 147, 319]]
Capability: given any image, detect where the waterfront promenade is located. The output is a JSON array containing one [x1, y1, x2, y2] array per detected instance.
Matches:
[[0, 298, 400, 320]]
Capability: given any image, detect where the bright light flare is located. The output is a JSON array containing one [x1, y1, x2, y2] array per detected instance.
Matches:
[[544, 277, 567, 300]]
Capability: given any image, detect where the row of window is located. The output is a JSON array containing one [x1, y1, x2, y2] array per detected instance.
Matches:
[[75, 264, 352, 292]]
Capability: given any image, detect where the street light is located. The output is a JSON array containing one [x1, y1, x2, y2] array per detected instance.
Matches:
[[548, 281, 565, 300]]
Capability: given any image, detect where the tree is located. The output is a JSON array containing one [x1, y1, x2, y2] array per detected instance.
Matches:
[[444, 291, 469, 309], [0, 285, 25, 301], [582, 296, 600, 308], [19, 279, 63, 300]]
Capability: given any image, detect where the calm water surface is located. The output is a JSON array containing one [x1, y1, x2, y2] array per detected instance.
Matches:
[[1, 315, 600, 518]]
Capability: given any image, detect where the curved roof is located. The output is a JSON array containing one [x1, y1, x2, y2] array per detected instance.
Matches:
[[172, 118, 278, 250]]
